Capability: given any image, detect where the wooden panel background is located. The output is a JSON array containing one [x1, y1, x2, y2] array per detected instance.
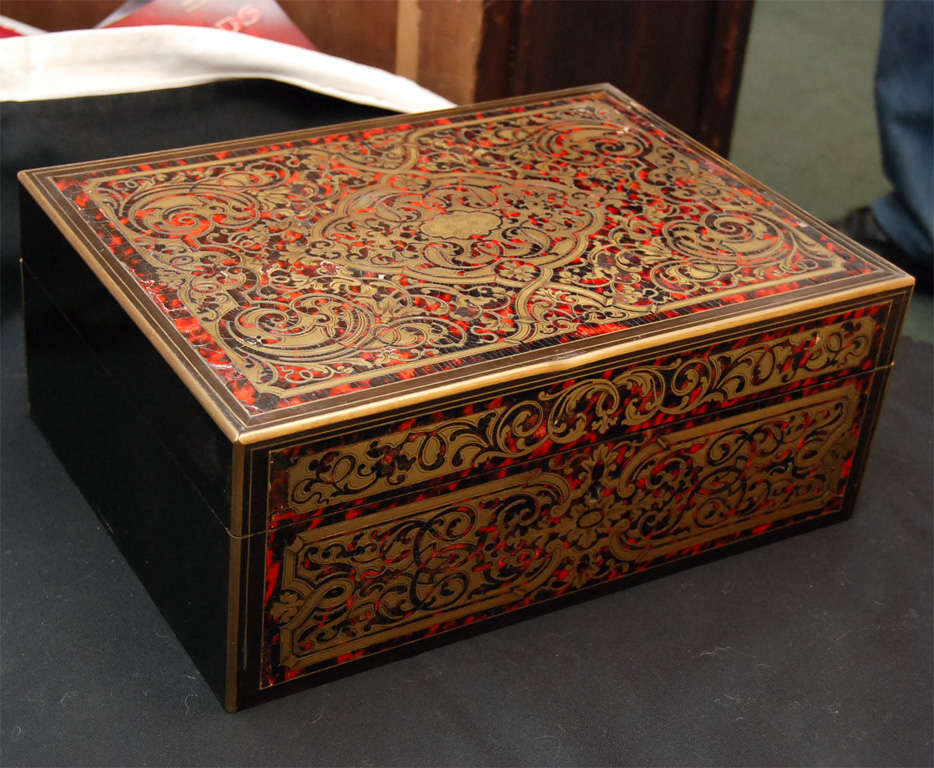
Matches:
[[0, 0, 123, 29]]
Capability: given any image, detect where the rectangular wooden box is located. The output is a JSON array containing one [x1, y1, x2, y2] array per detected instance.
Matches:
[[18, 85, 912, 711]]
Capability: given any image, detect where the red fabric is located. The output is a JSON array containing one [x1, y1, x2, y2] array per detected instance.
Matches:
[[102, 0, 315, 49]]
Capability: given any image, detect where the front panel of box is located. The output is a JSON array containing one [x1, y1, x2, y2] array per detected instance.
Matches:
[[242, 299, 896, 700], [256, 377, 874, 691]]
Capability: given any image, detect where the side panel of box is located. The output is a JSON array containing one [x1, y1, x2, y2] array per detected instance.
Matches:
[[231, 291, 908, 707], [19, 190, 234, 525], [22, 264, 232, 704]]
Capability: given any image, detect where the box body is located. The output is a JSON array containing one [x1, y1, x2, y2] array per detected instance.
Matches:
[[19, 85, 912, 710]]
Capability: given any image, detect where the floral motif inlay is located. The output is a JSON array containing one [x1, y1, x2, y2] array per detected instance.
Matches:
[[53, 91, 874, 413], [265, 382, 865, 676], [273, 312, 877, 519]]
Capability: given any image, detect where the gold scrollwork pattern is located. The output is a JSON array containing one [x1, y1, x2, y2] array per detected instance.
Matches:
[[267, 382, 865, 674], [276, 312, 877, 516], [66, 93, 865, 410]]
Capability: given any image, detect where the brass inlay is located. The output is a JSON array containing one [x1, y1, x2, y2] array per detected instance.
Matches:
[[267, 383, 862, 674], [19, 85, 911, 443], [74, 96, 854, 403], [275, 313, 876, 516]]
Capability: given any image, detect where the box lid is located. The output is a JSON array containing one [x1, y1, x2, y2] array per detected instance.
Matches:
[[19, 84, 911, 445]]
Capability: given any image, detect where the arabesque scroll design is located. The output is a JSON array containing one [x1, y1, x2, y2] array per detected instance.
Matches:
[[60, 93, 864, 412], [277, 314, 876, 515], [266, 383, 864, 675], [269, 475, 570, 669]]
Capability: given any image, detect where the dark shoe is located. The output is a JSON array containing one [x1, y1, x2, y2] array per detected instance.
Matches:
[[830, 206, 932, 293]]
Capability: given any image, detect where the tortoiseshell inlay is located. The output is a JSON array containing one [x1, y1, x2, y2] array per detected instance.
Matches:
[[262, 375, 873, 686], [267, 304, 886, 530], [47, 89, 881, 417], [19, 85, 911, 710]]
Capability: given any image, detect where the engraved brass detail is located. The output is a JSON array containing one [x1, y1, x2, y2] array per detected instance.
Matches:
[[279, 314, 875, 514], [73, 96, 851, 403], [268, 384, 862, 672]]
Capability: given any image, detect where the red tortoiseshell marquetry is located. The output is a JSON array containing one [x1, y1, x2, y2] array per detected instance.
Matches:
[[42, 89, 885, 426], [19, 85, 912, 710], [259, 306, 884, 686]]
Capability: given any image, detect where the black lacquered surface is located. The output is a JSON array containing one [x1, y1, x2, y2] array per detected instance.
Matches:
[[20, 263, 232, 702]]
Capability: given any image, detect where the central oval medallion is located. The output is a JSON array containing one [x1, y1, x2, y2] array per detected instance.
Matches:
[[421, 210, 501, 239]]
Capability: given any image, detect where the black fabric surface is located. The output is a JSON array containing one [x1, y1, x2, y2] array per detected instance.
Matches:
[[1, 82, 932, 766]]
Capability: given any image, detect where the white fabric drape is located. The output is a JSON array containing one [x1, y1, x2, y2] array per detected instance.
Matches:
[[0, 24, 453, 112]]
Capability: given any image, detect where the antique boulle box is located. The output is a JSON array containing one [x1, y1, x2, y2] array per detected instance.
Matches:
[[18, 84, 912, 711]]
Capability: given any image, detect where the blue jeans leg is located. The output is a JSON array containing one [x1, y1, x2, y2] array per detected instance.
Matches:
[[870, 0, 933, 263]]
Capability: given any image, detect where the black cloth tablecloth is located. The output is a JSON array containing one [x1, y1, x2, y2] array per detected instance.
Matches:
[[1, 82, 931, 766]]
